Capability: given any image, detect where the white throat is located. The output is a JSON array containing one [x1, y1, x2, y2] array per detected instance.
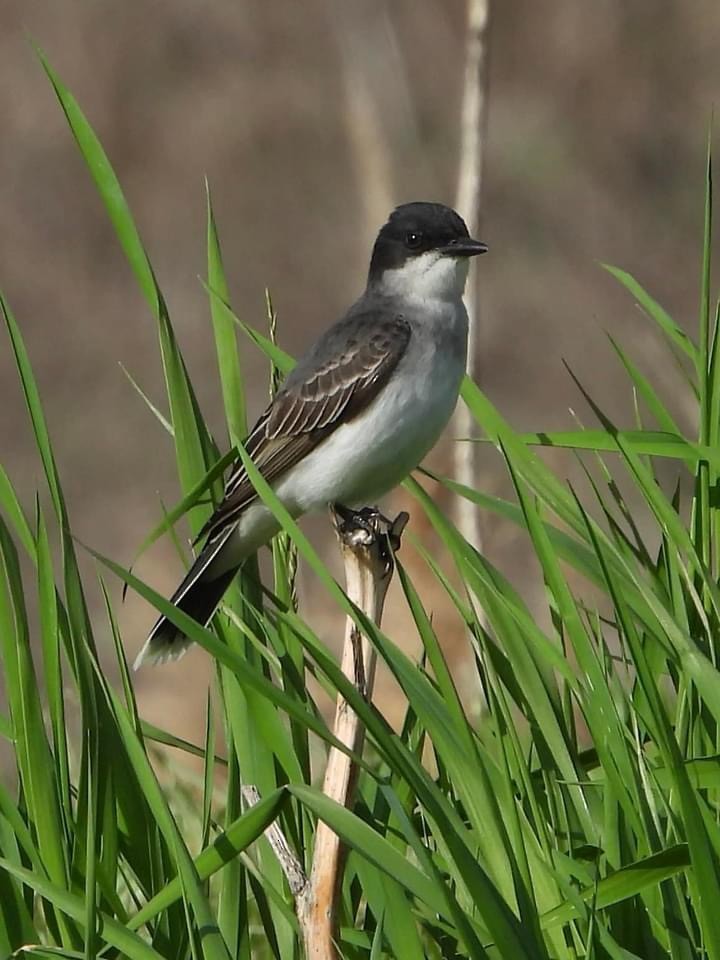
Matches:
[[377, 251, 469, 303]]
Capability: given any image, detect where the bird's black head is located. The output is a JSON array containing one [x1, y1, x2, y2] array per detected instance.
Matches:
[[368, 201, 488, 285]]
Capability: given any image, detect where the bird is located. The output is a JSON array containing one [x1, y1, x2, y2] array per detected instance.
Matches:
[[134, 201, 487, 669]]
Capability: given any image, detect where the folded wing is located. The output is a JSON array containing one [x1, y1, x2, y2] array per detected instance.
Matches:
[[198, 308, 411, 544]]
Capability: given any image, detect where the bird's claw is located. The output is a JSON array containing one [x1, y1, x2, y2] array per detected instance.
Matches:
[[330, 503, 409, 574]]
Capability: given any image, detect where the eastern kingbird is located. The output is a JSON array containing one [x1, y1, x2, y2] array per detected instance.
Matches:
[[135, 202, 487, 668]]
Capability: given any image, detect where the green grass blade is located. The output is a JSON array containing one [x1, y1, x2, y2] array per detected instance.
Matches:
[[36, 506, 71, 828], [119, 362, 174, 436], [0, 519, 71, 898], [1, 293, 67, 526], [602, 264, 697, 363], [132, 448, 236, 560], [0, 857, 164, 960], [102, 681, 231, 958], [39, 50, 217, 518], [37, 49, 161, 316], [0, 463, 35, 560], [500, 429, 713, 466], [203, 282, 295, 374], [541, 846, 690, 929], [289, 785, 466, 929], [581, 496, 720, 959], [607, 335, 683, 435], [86, 545, 359, 763], [206, 182, 247, 444]]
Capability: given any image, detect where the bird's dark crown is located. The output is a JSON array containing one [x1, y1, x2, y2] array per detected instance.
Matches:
[[368, 202, 471, 281]]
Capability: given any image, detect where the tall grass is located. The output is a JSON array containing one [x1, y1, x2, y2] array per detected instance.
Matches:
[[1, 54, 719, 959]]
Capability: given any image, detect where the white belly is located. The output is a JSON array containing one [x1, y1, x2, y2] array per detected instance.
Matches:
[[282, 359, 459, 508]]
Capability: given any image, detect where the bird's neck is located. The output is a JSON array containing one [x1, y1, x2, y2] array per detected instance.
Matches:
[[370, 253, 469, 304]]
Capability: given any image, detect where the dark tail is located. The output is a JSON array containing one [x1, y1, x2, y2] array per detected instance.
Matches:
[[134, 559, 238, 669]]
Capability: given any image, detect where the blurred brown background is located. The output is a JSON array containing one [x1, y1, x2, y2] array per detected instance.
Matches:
[[1, 1, 718, 741]]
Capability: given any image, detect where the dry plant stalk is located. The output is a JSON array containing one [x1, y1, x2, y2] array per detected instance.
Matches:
[[453, 0, 491, 551], [298, 506, 407, 959], [241, 785, 307, 896], [242, 508, 406, 958]]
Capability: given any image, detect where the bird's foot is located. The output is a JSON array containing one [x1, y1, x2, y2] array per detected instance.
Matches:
[[330, 503, 409, 573], [331, 503, 390, 537]]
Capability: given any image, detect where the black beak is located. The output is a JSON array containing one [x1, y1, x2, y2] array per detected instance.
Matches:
[[440, 237, 489, 257]]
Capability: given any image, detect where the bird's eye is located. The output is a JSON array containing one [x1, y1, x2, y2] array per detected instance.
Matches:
[[405, 231, 423, 250]]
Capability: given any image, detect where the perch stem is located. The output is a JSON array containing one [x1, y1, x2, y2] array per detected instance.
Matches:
[[298, 507, 407, 959]]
